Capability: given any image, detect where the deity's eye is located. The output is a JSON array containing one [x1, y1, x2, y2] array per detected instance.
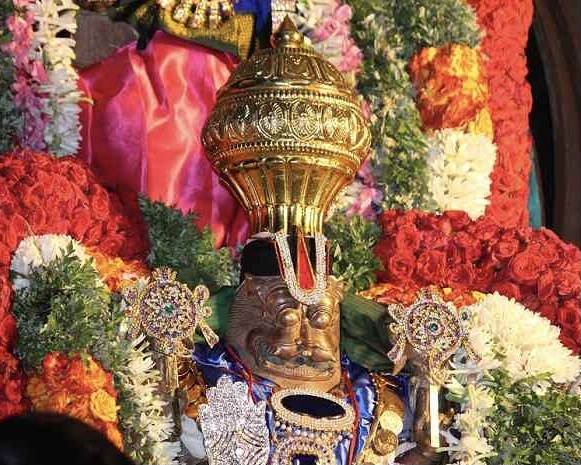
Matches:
[[307, 308, 332, 329], [277, 308, 301, 327]]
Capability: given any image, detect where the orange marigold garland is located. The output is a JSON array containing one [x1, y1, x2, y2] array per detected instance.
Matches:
[[88, 248, 149, 293], [408, 44, 490, 131], [27, 352, 124, 450]]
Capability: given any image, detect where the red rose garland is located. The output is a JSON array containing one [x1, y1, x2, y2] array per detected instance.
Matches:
[[467, 0, 534, 228], [0, 149, 148, 419], [375, 210, 581, 354]]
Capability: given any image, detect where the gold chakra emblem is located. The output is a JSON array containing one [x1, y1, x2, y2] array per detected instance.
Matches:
[[124, 268, 218, 356]]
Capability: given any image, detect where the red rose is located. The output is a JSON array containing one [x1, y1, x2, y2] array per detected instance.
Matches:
[[374, 242, 395, 263], [508, 249, 545, 285], [536, 271, 556, 303], [521, 293, 541, 311], [3, 378, 23, 403], [473, 259, 497, 291], [557, 305, 581, 332], [470, 217, 500, 242], [99, 234, 125, 256], [83, 223, 104, 245], [421, 230, 449, 250], [64, 161, 89, 191], [0, 314, 16, 350], [493, 238, 520, 260], [394, 225, 421, 252], [444, 211, 471, 230], [490, 281, 522, 301], [70, 208, 93, 239], [538, 304, 557, 323], [560, 328, 580, 354], [388, 252, 416, 283], [415, 250, 446, 284], [555, 271, 581, 298], [446, 263, 475, 288], [454, 231, 482, 262], [89, 187, 111, 221]]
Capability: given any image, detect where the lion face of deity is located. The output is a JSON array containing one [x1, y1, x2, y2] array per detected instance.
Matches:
[[226, 275, 344, 392]]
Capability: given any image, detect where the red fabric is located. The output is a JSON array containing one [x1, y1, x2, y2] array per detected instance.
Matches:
[[78, 31, 250, 247], [297, 234, 315, 290]]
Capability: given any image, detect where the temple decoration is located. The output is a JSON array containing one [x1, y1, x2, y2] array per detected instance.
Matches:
[[124, 268, 218, 393], [108, 0, 256, 56], [386, 288, 479, 448], [202, 15, 371, 237], [199, 376, 270, 465]]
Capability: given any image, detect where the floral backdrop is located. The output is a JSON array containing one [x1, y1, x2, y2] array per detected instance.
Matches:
[[0, 1, 580, 465]]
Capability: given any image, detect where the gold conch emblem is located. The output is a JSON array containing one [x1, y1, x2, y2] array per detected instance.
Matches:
[[202, 17, 371, 236]]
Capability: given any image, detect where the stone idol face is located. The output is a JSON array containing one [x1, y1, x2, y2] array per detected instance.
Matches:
[[202, 17, 371, 237], [226, 275, 345, 392]]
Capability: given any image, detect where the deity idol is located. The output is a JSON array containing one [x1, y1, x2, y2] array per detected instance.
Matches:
[[171, 19, 436, 465]]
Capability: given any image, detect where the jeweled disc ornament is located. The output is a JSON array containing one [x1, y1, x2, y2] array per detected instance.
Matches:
[[124, 268, 218, 356], [386, 287, 479, 448], [199, 376, 270, 465]]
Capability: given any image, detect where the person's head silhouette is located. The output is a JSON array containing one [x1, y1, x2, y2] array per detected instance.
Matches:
[[0, 413, 135, 465]]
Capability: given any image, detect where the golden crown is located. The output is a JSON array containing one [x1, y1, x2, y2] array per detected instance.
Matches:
[[202, 17, 371, 236]]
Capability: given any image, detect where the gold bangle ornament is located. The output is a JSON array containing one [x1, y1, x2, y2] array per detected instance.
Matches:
[[271, 387, 356, 465], [271, 387, 355, 433]]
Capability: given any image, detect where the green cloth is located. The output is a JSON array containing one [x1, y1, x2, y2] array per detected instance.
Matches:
[[197, 287, 394, 372]]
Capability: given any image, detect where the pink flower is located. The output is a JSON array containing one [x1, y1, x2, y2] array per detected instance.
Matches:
[[12, 0, 31, 7], [346, 185, 382, 220], [357, 159, 375, 185], [339, 39, 363, 73], [360, 100, 372, 121]]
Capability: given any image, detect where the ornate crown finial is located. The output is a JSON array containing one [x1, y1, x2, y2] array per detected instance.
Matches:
[[272, 15, 303, 47], [202, 14, 371, 236]]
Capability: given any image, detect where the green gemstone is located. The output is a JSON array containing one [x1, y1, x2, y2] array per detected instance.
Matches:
[[428, 322, 439, 332], [164, 303, 175, 315]]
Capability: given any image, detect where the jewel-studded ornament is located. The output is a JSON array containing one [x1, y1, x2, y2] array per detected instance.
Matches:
[[199, 376, 270, 465], [386, 287, 479, 448], [124, 268, 218, 393]]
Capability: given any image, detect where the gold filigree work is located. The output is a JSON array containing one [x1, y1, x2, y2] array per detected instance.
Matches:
[[202, 17, 371, 236]]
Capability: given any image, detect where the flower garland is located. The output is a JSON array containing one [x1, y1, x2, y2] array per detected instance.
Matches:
[[0, 149, 148, 419], [2, 1, 48, 151], [1, 0, 83, 155], [373, 209, 581, 353], [26, 352, 124, 449], [426, 129, 496, 219], [293, 0, 363, 84], [467, 0, 534, 229], [443, 293, 580, 465], [0, 0, 21, 153], [11, 234, 180, 465]]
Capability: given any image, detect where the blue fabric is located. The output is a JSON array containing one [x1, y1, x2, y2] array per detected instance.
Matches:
[[528, 152, 543, 229], [233, 0, 271, 37], [192, 344, 379, 464]]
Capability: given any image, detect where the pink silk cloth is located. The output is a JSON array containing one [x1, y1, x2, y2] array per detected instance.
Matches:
[[78, 31, 250, 247]]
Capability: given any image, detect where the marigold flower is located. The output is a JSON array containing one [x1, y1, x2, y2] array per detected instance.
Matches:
[[89, 389, 118, 423], [409, 44, 489, 130]]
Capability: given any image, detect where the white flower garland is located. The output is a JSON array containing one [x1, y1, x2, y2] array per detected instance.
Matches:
[[426, 129, 496, 220], [442, 293, 579, 465], [29, 0, 83, 155], [10, 234, 94, 290], [10, 235, 179, 465]]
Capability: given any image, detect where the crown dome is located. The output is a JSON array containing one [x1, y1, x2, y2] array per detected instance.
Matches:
[[202, 17, 371, 236]]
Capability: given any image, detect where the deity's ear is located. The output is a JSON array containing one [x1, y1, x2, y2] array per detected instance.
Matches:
[[327, 276, 346, 300]]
